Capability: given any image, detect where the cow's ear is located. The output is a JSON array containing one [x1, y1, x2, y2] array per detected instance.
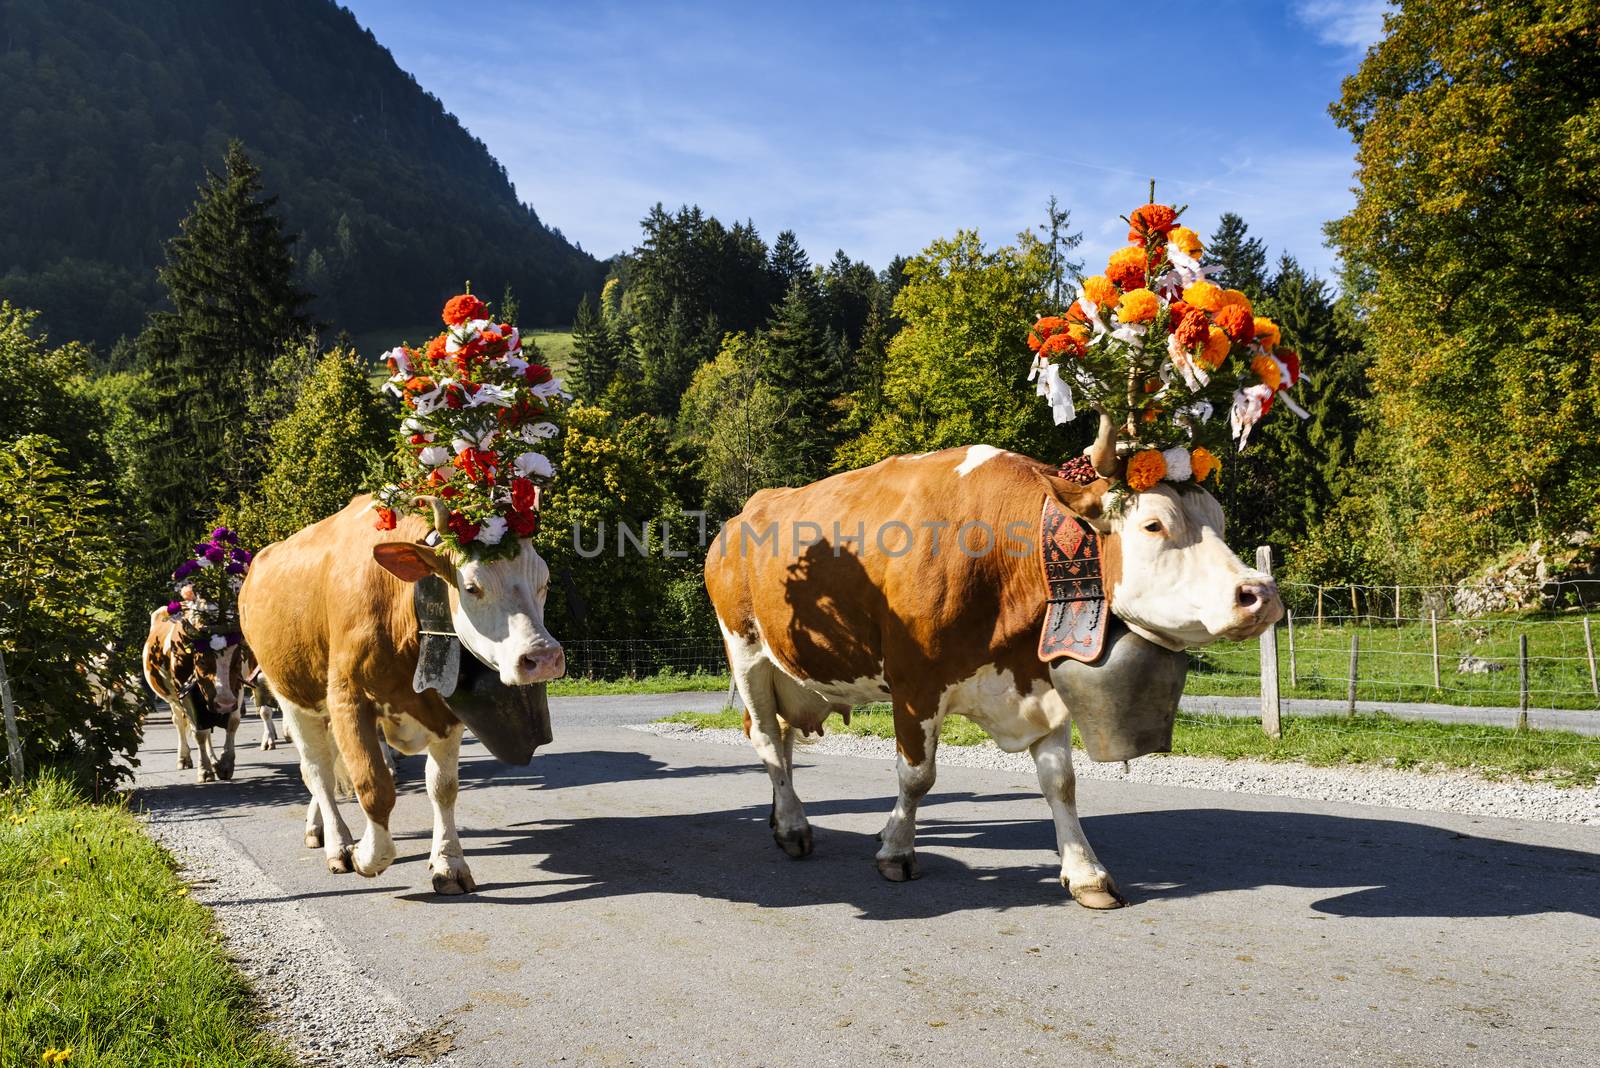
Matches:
[[373, 541, 450, 583], [1033, 471, 1112, 531]]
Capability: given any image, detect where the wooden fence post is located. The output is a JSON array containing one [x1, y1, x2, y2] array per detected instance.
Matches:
[[1350, 585, 1359, 622], [1316, 586, 1324, 628], [1346, 633, 1359, 717], [1430, 611, 1441, 690], [1517, 633, 1529, 731], [1287, 609, 1298, 688], [1394, 584, 1401, 623], [1584, 617, 1598, 698], [0, 649, 22, 785], [1256, 547, 1281, 739]]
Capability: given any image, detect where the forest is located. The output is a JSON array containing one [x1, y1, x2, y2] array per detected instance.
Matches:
[[1, 0, 1596, 789]]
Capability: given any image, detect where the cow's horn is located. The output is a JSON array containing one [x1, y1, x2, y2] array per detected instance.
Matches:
[[414, 494, 452, 538], [1086, 411, 1125, 479]]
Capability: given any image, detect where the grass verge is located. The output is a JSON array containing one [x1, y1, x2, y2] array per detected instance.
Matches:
[[550, 668, 729, 696], [1, 776, 295, 1068], [660, 708, 1600, 786]]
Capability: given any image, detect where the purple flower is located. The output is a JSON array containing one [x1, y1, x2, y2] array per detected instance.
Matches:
[[225, 561, 246, 576], [211, 526, 238, 543], [166, 601, 183, 616], [230, 548, 253, 564], [173, 560, 198, 580], [204, 545, 226, 565]]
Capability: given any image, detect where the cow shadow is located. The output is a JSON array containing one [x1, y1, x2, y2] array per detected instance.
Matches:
[[425, 794, 1600, 922]]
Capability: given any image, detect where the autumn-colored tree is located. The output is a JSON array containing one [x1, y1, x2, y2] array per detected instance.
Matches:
[[1329, 0, 1600, 577]]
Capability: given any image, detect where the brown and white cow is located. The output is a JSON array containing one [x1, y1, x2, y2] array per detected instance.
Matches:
[[238, 494, 564, 894], [142, 607, 258, 782], [704, 432, 1281, 909]]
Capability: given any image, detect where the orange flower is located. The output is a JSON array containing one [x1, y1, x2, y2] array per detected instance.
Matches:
[[1081, 274, 1119, 307], [373, 507, 397, 531], [1174, 308, 1209, 349], [1107, 246, 1147, 290], [1182, 280, 1224, 312], [1215, 304, 1256, 342], [1217, 288, 1252, 314], [1116, 287, 1160, 323], [1200, 325, 1231, 369], [1125, 449, 1167, 491], [1028, 316, 1069, 353], [1191, 446, 1220, 483], [1168, 226, 1203, 258], [443, 293, 487, 326], [1041, 331, 1085, 358], [1252, 354, 1283, 390], [1126, 203, 1178, 241], [1253, 317, 1281, 350], [424, 334, 448, 361]]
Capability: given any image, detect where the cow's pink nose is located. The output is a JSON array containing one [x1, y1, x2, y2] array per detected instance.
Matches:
[[518, 647, 565, 680], [1237, 579, 1278, 614]]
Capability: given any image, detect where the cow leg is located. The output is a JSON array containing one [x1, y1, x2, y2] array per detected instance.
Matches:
[[722, 623, 810, 857], [283, 701, 355, 873], [1031, 723, 1124, 909], [170, 701, 194, 770], [425, 725, 475, 895], [876, 708, 941, 882], [258, 693, 279, 751], [215, 709, 241, 781], [304, 797, 324, 850], [327, 683, 397, 879], [192, 725, 217, 783]]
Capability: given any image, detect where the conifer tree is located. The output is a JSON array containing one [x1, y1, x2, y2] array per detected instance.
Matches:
[[570, 294, 618, 399], [768, 231, 811, 304], [761, 277, 835, 484], [1203, 213, 1269, 299], [130, 141, 313, 564]]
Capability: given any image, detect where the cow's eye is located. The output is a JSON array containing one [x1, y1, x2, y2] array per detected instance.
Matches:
[[1142, 520, 1164, 535], [461, 581, 483, 598]]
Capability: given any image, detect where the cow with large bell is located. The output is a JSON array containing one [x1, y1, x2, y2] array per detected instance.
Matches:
[[704, 415, 1282, 909]]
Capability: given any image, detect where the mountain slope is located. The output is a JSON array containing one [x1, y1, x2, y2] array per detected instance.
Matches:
[[0, 0, 603, 347]]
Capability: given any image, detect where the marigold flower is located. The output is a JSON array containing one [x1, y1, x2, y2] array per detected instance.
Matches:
[[1191, 446, 1220, 483], [1125, 449, 1167, 492], [1217, 288, 1252, 314], [1081, 274, 1119, 307], [1200, 325, 1231, 369], [1107, 246, 1147, 290], [424, 335, 448, 361], [1215, 305, 1256, 342], [1126, 203, 1178, 240], [1041, 331, 1085, 358], [1173, 307, 1209, 349], [1168, 226, 1203, 258], [443, 293, 487, 326], [1182, 280, 1224, 312], [1117, 287, 1161, 324], [1253, 317, 1281, 350], [374, 507, 397, 531], [1028, 316, 1068, 353], [1251, 353, 1282, 390]]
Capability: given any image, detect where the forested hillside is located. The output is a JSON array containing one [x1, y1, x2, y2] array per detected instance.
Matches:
[[0, 0, 603, 347]]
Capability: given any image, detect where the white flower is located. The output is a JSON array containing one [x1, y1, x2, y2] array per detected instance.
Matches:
[[1161, 446, 1193, 482], [514, 451, 554, 480], [208, 635, 228, 652], [418, 446, 452, 467], [451, 427, 496, 454], [475, 515, 508, 546]]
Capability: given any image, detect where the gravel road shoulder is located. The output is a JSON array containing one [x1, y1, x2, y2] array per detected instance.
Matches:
[[634, 722, 1600, 825]]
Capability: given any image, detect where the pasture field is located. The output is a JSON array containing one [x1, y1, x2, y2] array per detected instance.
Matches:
[[549, 666, 727, 696], [0, 778, 293, 1068], [662, 708, 1600, 786]]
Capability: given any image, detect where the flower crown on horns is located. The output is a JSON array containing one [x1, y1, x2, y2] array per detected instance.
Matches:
[[371, 291, 570, 559], [1027, 191, 1308, 493], [166, 526, 252, 651]]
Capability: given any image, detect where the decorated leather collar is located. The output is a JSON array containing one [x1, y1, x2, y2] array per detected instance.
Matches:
[[1037, 496, 1108, 664]]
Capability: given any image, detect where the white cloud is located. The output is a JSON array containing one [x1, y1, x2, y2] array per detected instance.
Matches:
[[1294, 0, 1391, 52]]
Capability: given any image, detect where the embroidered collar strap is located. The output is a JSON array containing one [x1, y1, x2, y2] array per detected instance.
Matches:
[[1036, 496, 1109, 664]]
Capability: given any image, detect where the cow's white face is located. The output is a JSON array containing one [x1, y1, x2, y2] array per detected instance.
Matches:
[[374, 537, 565, 686], [212, 646, 240, 717], [1107, 484, 1282, 650], [448, 544, 565, 686]]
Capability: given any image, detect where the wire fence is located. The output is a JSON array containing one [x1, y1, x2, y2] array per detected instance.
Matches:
[[561, 638, 729, 681]]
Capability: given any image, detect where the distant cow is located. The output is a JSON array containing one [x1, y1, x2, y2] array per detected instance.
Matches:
[[705, 435, 1281, 908], [239, 494, 564, 894], [142, 607, 259, 782]]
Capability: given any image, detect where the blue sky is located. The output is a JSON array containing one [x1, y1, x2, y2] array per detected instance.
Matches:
[[342, 1, 1389, 283]]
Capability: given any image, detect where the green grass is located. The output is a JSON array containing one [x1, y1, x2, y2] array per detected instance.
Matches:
[[550, 667, 730, 696], [1187, 617, 1600, 710], [661, 707, 1600, 786], [1, 777, 295, 1067]]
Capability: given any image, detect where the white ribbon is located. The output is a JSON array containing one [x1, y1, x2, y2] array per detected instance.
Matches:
[[1028, 356, 1076, 425]]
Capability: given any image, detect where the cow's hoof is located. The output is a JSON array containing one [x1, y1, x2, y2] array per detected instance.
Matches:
[[1067, 877, 1127, 910], [431, 867, 477, 896], [327, 846, 354, 875], [875, 854, 920, 882], [178, 756, 193, 770], [215, 754, 235, 781], [260, 737, 275, 751], [773, 826, 813, 858], [305, 828, 324, 850], [197, 767, 215, 784]]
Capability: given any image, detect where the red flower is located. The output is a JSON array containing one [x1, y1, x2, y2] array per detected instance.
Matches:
[[1040, 331, 1085, 358], [443, 294, 487, 326], [1173, 307, 1209, 349], [523, 363, 553, 385], [1215, 305, 1256, 342], [454, 448, 498, 484], [444, 386, 465, 409], [507, 509, 539, 537], [511, 477, 538, 513], [408, 433, 428, 445], [446, 511, 480, 543], [1028, 316, 1069, 353], [424, 335, 448, 361], [1126, 203, 1178, 241], [374, 507, 397, 531], [439, 485, 459, 499], [1279, 349, 1301, 386]]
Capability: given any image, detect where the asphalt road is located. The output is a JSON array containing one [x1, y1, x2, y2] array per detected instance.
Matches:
[[133, 693, 1600, 1067]]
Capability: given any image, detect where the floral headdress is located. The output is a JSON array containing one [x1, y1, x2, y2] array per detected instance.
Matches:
[[166, 527, 252, 652], [1026, 193, 1308, 492], [372, 291, 569, 559]]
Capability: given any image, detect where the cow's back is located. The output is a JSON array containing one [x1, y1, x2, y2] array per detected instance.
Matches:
[[706, 446, 1056, 720], [239, 494, 429, 712]]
